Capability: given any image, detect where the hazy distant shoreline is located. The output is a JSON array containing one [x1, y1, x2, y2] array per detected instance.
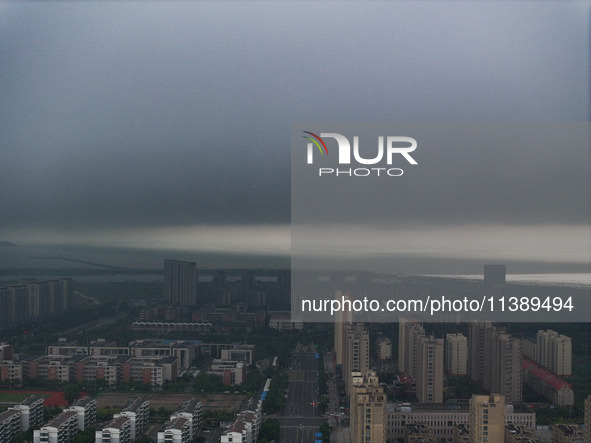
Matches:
[[0, 244, 589, 287], [425, 273, 591, 289]]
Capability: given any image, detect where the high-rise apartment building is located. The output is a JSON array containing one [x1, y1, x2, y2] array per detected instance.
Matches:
[[334, 291, 352, 371], [446, 333, 468, 376], [416, 335, 444, 404], [401, 321, 425, 377], [164, 260, 197, 306], [350, 371, 386, 443], [536, 329, 572, 377], [0, 279, 72, 330], [399, 321, 443, 403], [344, 323, 370, 396], [468, 322, 490, 385], [584, 395, 590, 443], [469, 394, 505, 443], [469, 323, 522, 403], [486, 329, 521, 403], [398, 318, 409, 373]]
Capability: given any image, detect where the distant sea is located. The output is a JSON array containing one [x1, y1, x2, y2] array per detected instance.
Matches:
[[0, 243, 290, 283], [0, 243, 589, 288], [428, 273, 591, 289]]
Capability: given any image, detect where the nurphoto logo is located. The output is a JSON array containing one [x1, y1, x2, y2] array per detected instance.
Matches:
[[303, 131, 418, 177]]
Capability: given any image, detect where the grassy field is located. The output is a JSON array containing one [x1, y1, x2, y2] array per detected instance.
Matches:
[[0, 392, 40, 403], [0, 391, 51, 403]]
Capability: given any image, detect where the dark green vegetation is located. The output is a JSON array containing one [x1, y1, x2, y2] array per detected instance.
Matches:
[[317, 347, 330, 413], [262, 372, 289, 414], [71, 430, 96, 443], [319, 421, 331, 443], [447, 377, 484, 398], [317, 349, 328, 396], [258, 418, 280, 443], [193, 373, 227, 393], [75, 281, 163, 303], [202, 409, 234, 429]]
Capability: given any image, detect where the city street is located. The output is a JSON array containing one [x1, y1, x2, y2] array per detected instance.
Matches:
[[324, 352, 351, 443], [279, 352, 324, 443]]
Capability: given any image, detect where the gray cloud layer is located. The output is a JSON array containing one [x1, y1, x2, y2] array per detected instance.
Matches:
[[0, 2, 589, 236]]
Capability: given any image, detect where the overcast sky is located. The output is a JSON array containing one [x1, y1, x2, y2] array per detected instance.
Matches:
[[0, 2, 589, 270]]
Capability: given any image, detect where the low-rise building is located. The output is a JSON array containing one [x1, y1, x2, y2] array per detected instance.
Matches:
[[33, 410, 78, 443], [171, 398, 203, 440], [0, 361, 23, 384], [210, 359, 247, 385], [129, 339, 197, 370], [552, 424, 584, 443], [268, 312, 302, 331], [114, 397, 149, 440], [220, 398, 262, 443], [220, 423, 247, 443], [377, 336, 392, 361], [95, 416, 131, 443], [0, 410, 22, 442], [220, 344, 255, 365], [522, 359, 574, 407], [505, 423, 539, 443], [68, 396, 97, 431], [386, 401, 535, 443], [157, 417, 191, 443], [10, 394, 44, 431]]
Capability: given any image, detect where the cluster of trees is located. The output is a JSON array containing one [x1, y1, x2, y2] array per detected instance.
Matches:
[[202, 409, 234, 429], [258, 418, 280, 442], [316, 348, 330, 413], [534, 405, 584, 425], [193, 373, 227, 392], [262, 372, 288, 414], [447, 376, 483, 398], [319, 421, 331, 443]]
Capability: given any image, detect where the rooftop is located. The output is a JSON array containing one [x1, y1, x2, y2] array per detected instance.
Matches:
[[104, 416, 130, 430], [0, 409, 21, 421], [72, 396, 96, 407], [123, 397, 149, 413], [19, 395, 43, 406], [45, 410, 77, 428], [164, 417, 190, 430], [176, 398, 202, 413]]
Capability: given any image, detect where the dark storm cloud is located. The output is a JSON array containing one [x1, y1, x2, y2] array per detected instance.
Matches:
[[0, 2, 588, 235], [292, 122, 590, 227]]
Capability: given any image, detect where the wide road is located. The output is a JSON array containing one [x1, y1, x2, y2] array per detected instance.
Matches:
[[279, 352, 325, 443]]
